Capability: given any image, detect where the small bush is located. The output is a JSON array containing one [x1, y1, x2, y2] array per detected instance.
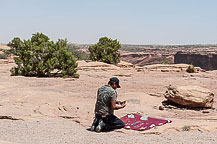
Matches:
[[161, 58, 171, 64], [186, 65, 196, 73], [0, 53, 8, 59], [0, 49, 15, 59], [8, 33, 79, 78], [182, 125, 191, 131], [3, 49, 15, 56], [88, 37, 121, 64], [66, 44, 90, 60]]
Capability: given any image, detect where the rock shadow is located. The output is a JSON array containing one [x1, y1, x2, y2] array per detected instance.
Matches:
[[161, 100, 212, 111]]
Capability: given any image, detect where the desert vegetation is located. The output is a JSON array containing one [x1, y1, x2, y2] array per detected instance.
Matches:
[[0, 46, 14, 59], [88, 37, 121, 64], [0, 53, 7, 59], [1, 35, 217, 143], [186, 65, 197, 73], [8, 33, 79, 78], [66, 44, 90, 60]]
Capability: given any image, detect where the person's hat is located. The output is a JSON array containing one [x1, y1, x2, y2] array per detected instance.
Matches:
[[109, 77, 121, 88]]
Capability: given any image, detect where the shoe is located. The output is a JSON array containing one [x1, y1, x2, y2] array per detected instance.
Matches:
[[90, 118, 98, 131], [95, 119, 105, 132], [90, 125, 96, 131]]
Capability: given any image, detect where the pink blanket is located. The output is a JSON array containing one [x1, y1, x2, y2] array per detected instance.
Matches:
[[120, 114, 171, 131]]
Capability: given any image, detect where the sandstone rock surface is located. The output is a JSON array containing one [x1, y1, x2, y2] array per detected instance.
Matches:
[[117, 61, 134, 68], [77, 60, 119, 71], [164, 85, 214, 108]]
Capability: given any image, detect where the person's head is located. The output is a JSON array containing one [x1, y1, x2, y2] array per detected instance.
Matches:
[[108, 77, 121, 90]]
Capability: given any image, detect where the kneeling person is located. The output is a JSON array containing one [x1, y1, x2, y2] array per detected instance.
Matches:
[[91, 77, 126, 132]]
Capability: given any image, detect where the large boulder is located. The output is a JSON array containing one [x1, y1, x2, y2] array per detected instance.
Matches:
[[164, 85, 214, 108]]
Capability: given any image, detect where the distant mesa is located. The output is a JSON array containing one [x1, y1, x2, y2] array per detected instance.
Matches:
[[174, 51, 217, 71]]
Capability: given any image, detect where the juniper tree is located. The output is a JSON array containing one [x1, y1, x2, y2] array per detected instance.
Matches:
[[8, 33, 79, 78], [88, 37, 121, 64]]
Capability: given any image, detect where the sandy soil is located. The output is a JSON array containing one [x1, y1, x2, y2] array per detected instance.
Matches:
[[0, 119, 217, 144], [0, 60, 217, 143]]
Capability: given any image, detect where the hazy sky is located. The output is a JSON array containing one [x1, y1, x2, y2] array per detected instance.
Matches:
[[0, 0, 217, 44]]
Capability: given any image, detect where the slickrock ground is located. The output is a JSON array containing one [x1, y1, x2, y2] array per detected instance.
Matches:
[[1, 60, 217, 143]]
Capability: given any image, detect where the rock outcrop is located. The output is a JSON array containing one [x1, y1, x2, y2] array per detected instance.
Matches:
[[143, 64, 189, 72], [121, 53, 173, 66], [164, 85, 214, 108], [174, 51, 217, 70], [117, 61, 134, 68], [77, 60, 119, 71], [0, 44, 11, 50]]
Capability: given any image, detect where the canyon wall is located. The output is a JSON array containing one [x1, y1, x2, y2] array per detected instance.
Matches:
[[174, 52, 217, 70]]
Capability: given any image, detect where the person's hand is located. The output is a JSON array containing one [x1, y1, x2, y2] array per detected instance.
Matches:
[[121, 102, 127, 108], [120, 100, 126, 105], [116, 101, 121, 105]]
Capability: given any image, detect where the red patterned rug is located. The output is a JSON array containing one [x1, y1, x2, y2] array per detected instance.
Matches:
[[120, 113, 171, 131]]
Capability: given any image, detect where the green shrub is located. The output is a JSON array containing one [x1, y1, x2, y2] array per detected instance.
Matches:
[[0, 53, 8, 59], [186, 65, 196, 73], [182, 125, 191, 131], [8, 33, 79, 78], [161, 58, 171, 64], [88, 37, 121, 64], [3, 49, 15, 56], [66, 44, 90, 60]]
